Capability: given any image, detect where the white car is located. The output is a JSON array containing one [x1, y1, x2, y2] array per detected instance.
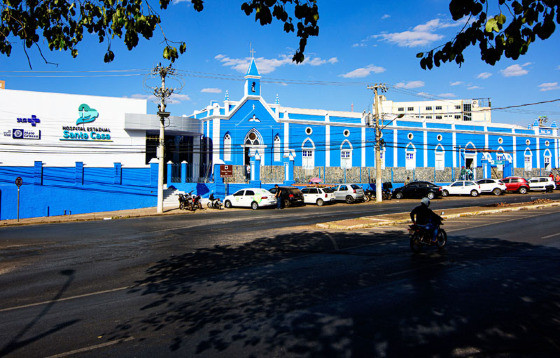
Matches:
[[301, 187, 335, 206], [476, 179, 507, 195], [441, 180, 481, 197], [224, 188, 277, 210], [528, 177, 556, 191]]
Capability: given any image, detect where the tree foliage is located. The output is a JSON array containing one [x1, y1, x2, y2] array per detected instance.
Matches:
[[0, 0, 319, 65], [418, 0, 560, 69]]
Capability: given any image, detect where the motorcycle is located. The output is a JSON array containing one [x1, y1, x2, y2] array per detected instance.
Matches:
[[364, 182, 392, 202], [192, 194, 203, 211], [409, 213, 447, 253], [207, 194, 223, 209]]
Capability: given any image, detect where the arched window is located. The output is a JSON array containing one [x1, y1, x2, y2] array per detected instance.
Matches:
[[274, 135, 281, 162], [544, 149, 552, 171], [223, 133, 231, 162], [302, 138, 315, 169], [340, 140, 353, 169], [406, 143, 416, 170], [524, 148, 533, 171], [435, 144, 445, 171], [496, 146, 505, 172]]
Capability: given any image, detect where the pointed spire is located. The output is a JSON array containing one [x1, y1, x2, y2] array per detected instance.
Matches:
[[224, 90, 229, 101], [275, 93, 279, 104], [246, 58, 260, 77]]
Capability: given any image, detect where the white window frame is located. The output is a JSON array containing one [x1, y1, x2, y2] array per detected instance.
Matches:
[[544, 149, 552, 171], [524, 149, 533, 171], [302, 149, 315, 169], [406, 143, 416, 170], [341, 149, 352, 169], [223, 133, 231, 162], [274, 135, 281, 162], [435, 144, 445, 171]]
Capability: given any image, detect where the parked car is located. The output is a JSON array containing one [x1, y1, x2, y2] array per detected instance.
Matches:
[[301, 187, 335, 206], [441, 180, 481, 197], [502, 176, 530, 194], [331, 184, 365, 203], [476, 179, 507, 195], [392, 181, 442, 200], [224, 188, 276, 210], [268, 186, 305, 207], [528, 177, 556, 191]]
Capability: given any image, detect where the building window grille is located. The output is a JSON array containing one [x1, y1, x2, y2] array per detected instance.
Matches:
[[425, 106, 432, 111], [398, 107, 404, 112], [436, 106, 443, 110], [407, 107, 414, 111]]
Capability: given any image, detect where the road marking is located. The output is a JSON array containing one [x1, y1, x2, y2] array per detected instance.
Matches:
[[541, 232, 560, 239], [446, 211, 556, 233], [45, 337, 134, 358], [0, 286, 130, 313]]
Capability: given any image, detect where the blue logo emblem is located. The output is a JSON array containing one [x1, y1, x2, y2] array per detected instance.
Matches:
[[17, 115, 41, 126], [76, 104, 99, 125]]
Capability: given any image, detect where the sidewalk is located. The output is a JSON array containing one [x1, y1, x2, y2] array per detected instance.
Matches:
[[316, 199, 560, 230]]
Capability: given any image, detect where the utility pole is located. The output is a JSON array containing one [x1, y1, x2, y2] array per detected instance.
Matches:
[[153, 64, 174, 213], [367, 83, 388, 203]]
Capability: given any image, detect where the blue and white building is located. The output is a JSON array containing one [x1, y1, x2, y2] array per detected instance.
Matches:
[[192, 58, 559, 180]]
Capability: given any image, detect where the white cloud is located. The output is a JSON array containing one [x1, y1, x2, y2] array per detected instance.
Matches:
[[172, 0, 191, 5], [201, 88, 222, 94], [467, 85, 482, 90], [128, 94, 156, 101], [168, 93, 191, 104], [450, 81, 463, 86], [438, 93, 456, 98], [395, 80, 425, 89], [373, 18, 465, 47], [381, 14, 391, 20], [340, 64, 386, 78], [477, 72, 492, 79], [501, 63, 530, 77], [215, 54, 338, 74], [126, 92, 190, 104], [538, 82, 560, 91]]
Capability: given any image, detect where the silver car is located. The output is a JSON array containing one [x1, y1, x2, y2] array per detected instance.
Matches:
[[332, 184, 365, 203]]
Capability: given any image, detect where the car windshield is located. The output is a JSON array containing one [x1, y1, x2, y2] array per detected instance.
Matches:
[[324, 188, 334, 193], [351, 184, 361, 189]]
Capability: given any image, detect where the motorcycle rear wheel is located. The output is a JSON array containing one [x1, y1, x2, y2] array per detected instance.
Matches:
[[410, 232, 422, 253]]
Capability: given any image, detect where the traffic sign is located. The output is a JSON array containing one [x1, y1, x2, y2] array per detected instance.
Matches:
[[15, 177, 23, 187]]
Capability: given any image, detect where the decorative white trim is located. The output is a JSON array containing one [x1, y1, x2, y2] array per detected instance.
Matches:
[[361, 126, 366, 167]]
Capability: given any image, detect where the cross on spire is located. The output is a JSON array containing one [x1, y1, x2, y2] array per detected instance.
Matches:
[[250, 45, 256, 59]]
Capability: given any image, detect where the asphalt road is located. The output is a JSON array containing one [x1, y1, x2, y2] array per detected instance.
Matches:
[[0, 193, 559, 357]]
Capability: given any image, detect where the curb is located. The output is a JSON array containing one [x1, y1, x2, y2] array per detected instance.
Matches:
[[316, 202, 560, 230]]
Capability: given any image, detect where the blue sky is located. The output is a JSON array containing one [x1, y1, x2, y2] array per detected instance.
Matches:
[[1, 0, 559, 126]]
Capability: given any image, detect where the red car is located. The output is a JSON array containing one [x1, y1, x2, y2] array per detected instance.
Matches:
[[502, 176, 530, 194]]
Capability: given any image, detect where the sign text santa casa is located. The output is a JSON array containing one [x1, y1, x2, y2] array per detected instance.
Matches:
[[60, 104, 112, 142]]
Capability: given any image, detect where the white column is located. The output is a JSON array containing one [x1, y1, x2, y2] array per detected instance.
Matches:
[[512, 129, 517, 168], [484, 126, 488, 150], [555, 129, 559, 168], [212, 118, 221, 164], [536, 135, 541, 169], [325, 113, 331, 167], [361, 126, 366, 167], [393, 123, 398, 167], [423, 122, 428, 167], [452, 124, 457, 167], [283, 120, 290, 155]]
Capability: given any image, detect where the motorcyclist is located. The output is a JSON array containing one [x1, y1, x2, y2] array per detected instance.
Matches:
[[410, 197, 442, 242]]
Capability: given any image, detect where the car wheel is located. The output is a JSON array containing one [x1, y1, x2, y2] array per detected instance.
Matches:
[[284, 199, 290, 208], [251, 201, 259, 210], [442, 190, 449, 197], [470, 190, 479, 197], [395, 192, 403, 199], [427, 192, 435, 200], [519, 187, 528, 194], [363, 195, 370, 202], [345, 195, 354, 204], [492, 188, 502, 196], [224, 200, 232, 208], [316, 198, 324, 206]]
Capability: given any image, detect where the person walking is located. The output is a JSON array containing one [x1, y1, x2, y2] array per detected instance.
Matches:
[[246, 164, 251, 182], [274, 184, 283, 209], [404, 176, 411, 185]]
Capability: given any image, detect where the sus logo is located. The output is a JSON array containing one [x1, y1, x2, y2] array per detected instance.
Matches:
[[76, 104, 99, 125]]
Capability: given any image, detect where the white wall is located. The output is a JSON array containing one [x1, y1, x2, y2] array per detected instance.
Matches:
[[0, 89, 147, 167]]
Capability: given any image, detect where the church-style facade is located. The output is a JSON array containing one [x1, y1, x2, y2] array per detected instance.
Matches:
[[190, 58, 558, 183]]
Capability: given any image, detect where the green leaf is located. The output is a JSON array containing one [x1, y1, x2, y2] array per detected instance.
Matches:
[[416, 52, 423, 58]]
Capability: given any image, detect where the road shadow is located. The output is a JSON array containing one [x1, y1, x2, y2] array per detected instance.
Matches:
[[0, 269, 80, 357], [106, 230, 560, 356]]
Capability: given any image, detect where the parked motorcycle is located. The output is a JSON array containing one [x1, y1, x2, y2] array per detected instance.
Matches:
[[409, 214, 447, 253], [178, 191, 196, 211], [364, 182, 392, 202], [207, 193, 223, 209], [192, 194, 203, 211]]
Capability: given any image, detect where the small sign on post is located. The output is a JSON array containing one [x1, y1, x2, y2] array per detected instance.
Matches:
[[220, 165, 233, 177], [15, 177, 22, 222]]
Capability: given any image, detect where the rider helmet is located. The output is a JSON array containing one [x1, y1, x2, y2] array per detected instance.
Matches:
[[421, 197, 430, 207]]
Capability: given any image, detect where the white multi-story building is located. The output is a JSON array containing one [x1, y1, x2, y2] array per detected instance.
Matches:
[[380, 97, 491, 122]]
